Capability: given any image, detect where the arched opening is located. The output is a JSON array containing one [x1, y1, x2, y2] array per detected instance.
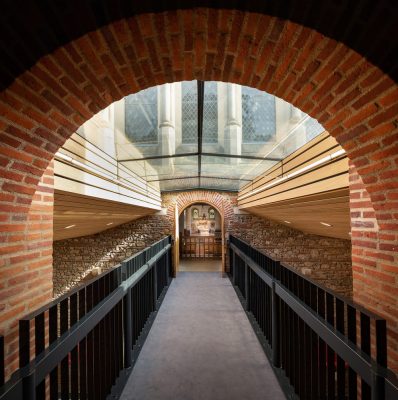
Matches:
[[0, 6, 397, 377], [178, 202, 223, 272]]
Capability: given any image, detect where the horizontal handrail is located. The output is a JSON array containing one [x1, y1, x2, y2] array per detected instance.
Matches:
[[275, 282, 373, 385], [230, 235, 382, 320], [22, 236, 171, 321]]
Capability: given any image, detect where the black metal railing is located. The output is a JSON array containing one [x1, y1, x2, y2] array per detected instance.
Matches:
[[0, 235, 173, 400], [229, 235, 398, 400]]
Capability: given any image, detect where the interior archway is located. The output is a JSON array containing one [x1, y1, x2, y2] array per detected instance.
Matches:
[[178, 202, 223, 272], [164, 191, 234, 274], [0, 8, 397, 372]]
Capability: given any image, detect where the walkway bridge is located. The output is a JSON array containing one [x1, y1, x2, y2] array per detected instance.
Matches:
[[1, 236, 397, 400]]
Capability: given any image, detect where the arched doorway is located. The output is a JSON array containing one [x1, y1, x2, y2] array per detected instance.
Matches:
[[164, 190, 235, 276], [179, 202, 222, 272]]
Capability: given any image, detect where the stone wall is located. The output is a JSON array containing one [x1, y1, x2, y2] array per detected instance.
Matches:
[[229, 213, 352, 297], [53, 214, 171, 296], [53, 190, 352, 299]]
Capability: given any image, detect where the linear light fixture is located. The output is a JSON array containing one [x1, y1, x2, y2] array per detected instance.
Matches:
[[238, 148, 346, 201], [320, 222, 332, 227], [106, 222, 113, 226], [65, 224, 76, 229], [284, 220, 291, 224]]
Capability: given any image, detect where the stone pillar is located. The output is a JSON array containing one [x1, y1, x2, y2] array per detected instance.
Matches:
[[159, 84, 176, 168], [224, 83, 242, 163]]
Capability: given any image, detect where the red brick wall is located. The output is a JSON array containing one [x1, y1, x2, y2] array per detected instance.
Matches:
[[0, 162, 54, 376], [0, 8, 397, 374], [350, 162, 398, 371]]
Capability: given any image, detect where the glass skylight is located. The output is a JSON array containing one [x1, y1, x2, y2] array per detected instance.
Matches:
[[112, 81, 326, 192]]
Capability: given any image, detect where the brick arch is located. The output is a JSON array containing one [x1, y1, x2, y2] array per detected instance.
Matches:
[[1, 11, 397, 219], [0, 11, 396, 222], [165, 190, 235, 244], [0, 8, 397, 371], [178, 201, 223, 219], [165, 191, 234, 222]]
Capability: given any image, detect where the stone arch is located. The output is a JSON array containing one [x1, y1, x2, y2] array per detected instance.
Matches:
[[0, 8, 397, 371]]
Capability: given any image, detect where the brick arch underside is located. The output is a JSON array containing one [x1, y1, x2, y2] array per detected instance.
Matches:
[[0, 9, 397, 370]]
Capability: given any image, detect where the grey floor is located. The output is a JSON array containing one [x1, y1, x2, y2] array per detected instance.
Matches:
[[120, 272, 285, 400]]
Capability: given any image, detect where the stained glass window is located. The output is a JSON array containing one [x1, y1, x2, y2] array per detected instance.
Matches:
[[182, 81, 218, 144], [125, 87, 158, 144], [203, 81, 218, 143], [182, 81, 198, 144], [242, 87, 276, 143]]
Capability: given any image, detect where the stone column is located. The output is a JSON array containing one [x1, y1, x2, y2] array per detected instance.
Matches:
[[159, 84, 176, 168], [224, 83, 242, 164]]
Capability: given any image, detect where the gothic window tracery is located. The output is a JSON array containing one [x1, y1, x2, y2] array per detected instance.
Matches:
[[242, 87, 275, 143], [125, 87, 158, 143]]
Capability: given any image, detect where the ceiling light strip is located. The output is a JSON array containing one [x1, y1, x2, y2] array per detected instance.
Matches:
[[65, 224, 76, 229], [320, 222, 333, 227], [238, 148, 346, 201]]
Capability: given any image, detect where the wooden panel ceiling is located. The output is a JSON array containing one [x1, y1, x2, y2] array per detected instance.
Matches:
[[238, 133, 350, 240], [247, 189, 350, 240], [54, 190, 156, 241]]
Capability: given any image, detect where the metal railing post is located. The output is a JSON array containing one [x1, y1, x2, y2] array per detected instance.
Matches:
[[124, 290, 133, 369], [245, 263, 250, 311], [121, 262, 127, 282], [166, 250, 170, 286], [232, 250, 237, 286], [371, 367, 385, 400], [272, 280, 280, 368], [22, 372, 35, 400], [171, 238, 176, 278], [153, 262, 158, 310]]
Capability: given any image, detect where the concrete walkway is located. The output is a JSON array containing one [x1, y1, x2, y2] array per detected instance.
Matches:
[[120, 272, 285, 400]]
